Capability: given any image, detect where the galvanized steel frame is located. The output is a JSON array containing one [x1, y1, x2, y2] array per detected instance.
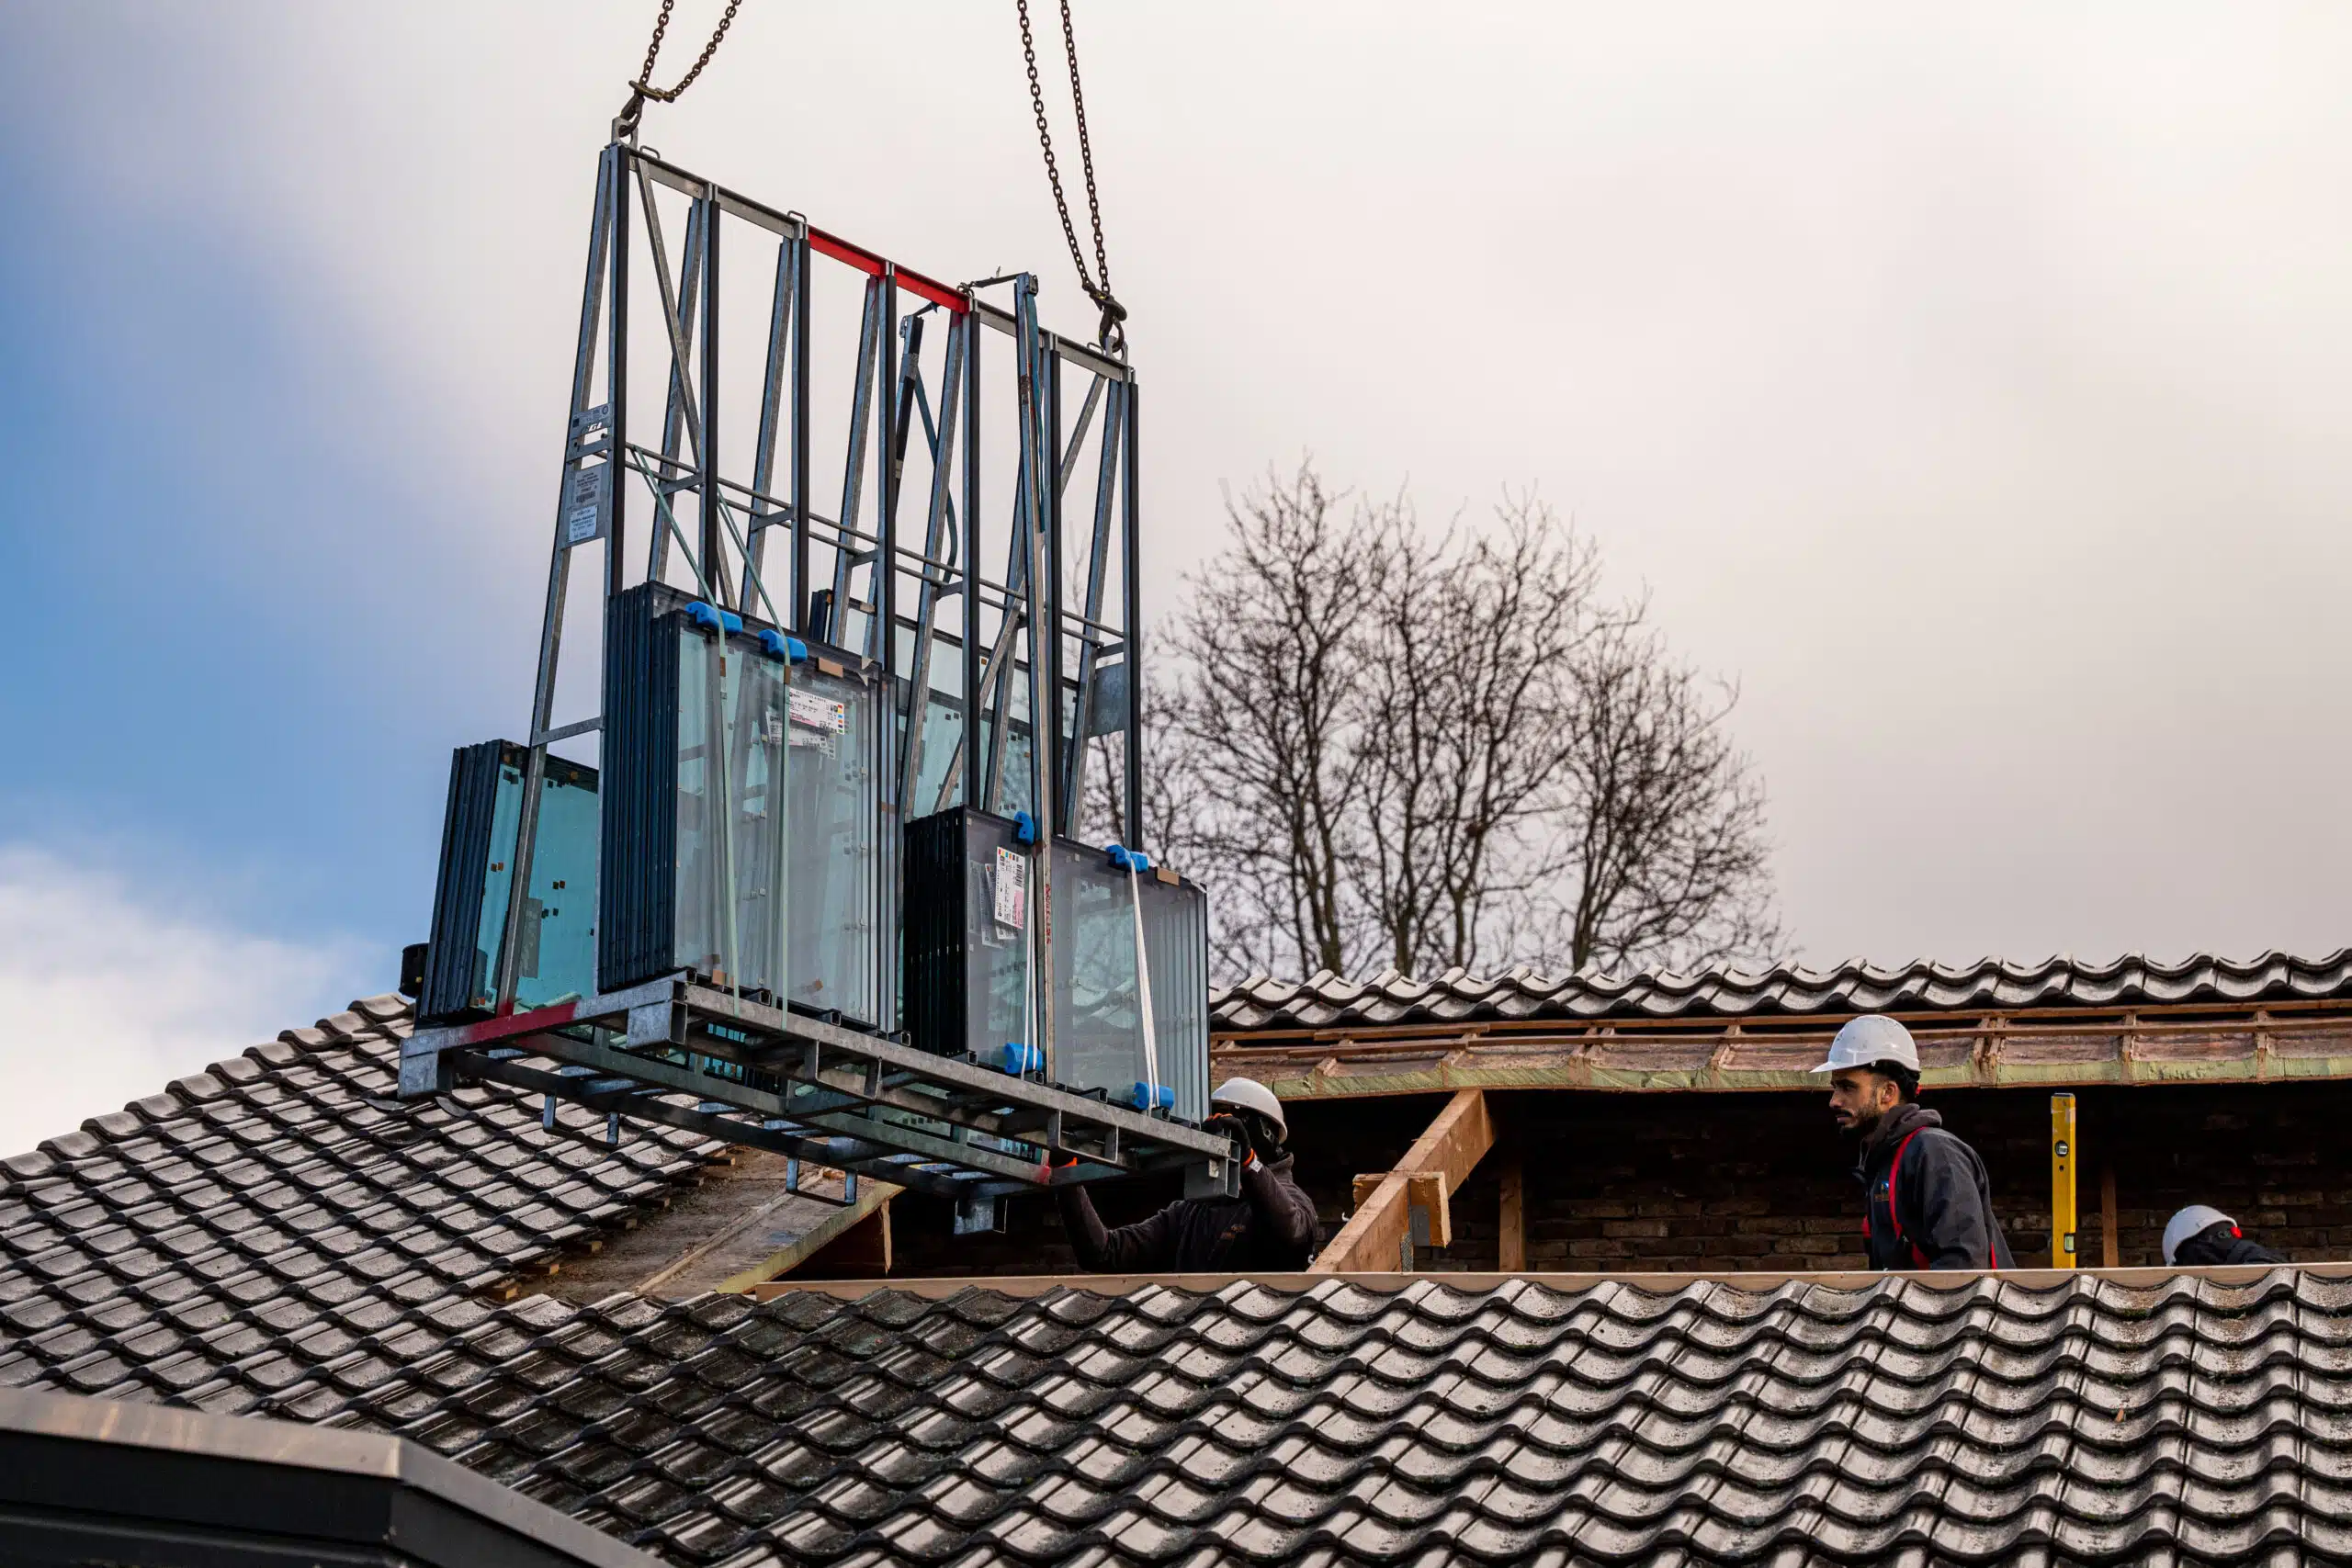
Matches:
[[495, 142, 1146, 1037], [440, 141, 1159, 1187]]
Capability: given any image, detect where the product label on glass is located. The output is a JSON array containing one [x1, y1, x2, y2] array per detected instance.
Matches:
[[788, 689, 846, 757], [993, 847, 1026, 931], [789, 689, 847, 732]]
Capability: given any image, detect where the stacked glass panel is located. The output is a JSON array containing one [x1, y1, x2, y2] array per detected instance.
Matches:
[[417, 743, 599, 1023], [1050, 839, 1210, 1122], [903, 807, 1208, 1120], [600, 581, 893, 1031]]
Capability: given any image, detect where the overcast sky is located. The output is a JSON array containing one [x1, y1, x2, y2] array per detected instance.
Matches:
[[3, 4, 2349, 1152]]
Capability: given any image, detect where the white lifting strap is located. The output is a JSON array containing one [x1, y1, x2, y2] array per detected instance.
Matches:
[[1128, 858, 1160, 1106], [1023, 846, 1038, 1072], [705, 619, 740, 991]]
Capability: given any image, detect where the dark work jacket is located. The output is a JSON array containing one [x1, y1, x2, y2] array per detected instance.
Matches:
[[1057, 1151, 1319, 1272], [2174, 1223, 2287, 1267], [1854, 1103, 2016, 1271]]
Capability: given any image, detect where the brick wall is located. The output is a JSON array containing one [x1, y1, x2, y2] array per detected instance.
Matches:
[[861, 1079, 2352, 1279], [1287, 1081, 2352, 1273]]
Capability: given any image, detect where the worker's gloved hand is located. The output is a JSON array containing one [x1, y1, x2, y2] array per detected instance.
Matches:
[[1203, 1112, 1247, 1153], [1204, 1111, 1281, 1169]]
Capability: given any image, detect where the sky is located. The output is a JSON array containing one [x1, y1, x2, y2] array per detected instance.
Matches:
[[1, 4, 2349, 1154]]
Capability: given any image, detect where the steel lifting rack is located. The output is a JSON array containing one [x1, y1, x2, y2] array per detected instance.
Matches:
[[397, 138, 1223, 1207], [398, 979, 1236, 1222]]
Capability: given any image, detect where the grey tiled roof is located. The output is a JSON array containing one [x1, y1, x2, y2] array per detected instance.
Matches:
[[0, 996, 722, 1413], [1213, 949, 2352, 1032], [6, 989, 2352, 1563], [268, 1269, 2352, 1566]]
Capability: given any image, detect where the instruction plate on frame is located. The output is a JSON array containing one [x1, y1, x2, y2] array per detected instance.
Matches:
[[992, 847, 1026, 931], [563, 463, 610, 547]]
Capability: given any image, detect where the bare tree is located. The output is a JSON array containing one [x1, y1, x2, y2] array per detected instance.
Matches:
[[1553, 615, 1782, 970], [1156, 463, 1399, 976], [1355, 496, 1614, 974], [1150, 461, 1783, 980]]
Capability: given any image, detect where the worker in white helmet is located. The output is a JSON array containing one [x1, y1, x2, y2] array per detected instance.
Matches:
[[2163, 1204, 2285, 1267], [1056, 1077, 1319, 1271], [1816, 1015, 2015, 1271]]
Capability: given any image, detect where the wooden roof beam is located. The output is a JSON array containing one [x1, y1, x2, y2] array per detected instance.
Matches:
[[1311, 1089, 1494, 1274]]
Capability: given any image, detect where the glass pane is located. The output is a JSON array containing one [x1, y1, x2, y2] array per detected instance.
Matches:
[[468, 759, 526, 1010], [908, 698, 966, 817], [962, 817, 1031, 1057], [513, 755, 600, 1010], [729, 649, 792, 997], [1048, 841, 1209, 1119], [470, 749, 600, 1012], [980, 716, 1035, 819], [672, 627, 794, 998], [786, 660, 883, 1025], [673, 626, 718, 978], [1051, 842, 1152, 1106], [1140, 868, 1209, 1121]]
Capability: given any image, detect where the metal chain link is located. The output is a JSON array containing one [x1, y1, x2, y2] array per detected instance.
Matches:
[[1019, 0, 1125, 349], [617, 0, 745, 139]]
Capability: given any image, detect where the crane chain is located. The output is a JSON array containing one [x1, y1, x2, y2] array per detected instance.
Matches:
[[1019, 0, 1125, 351], [616, 0, 746, 141]]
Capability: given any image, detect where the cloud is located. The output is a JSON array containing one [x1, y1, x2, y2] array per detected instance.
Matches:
[[0, 844, 368, 1160], [8, 5, 2352, 972]]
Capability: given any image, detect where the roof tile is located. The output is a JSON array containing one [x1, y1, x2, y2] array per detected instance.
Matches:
[[17, 986, 2352, 1565], [301, 1271, 2352, 1563], [1214, 950, 2352, 1032], [1, 1151, 56, 1181], [0, 995, 718, 1414]]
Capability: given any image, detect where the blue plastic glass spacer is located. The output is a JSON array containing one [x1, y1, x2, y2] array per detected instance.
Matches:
[[1012, 811, 1039, 846], [1105, 843, 1152, 874], [688, 601, 744, 636], [1001, 1042, 1042, 1076], [756, 630, 810, 663], [1131, 1081, 1174, 1112]]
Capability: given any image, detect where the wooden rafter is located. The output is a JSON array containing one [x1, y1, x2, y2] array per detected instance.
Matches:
[[713, 1180, 899, 1292], [1312, 1089, 1493, 1274]]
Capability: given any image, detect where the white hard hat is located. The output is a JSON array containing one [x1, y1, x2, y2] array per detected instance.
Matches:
[[2164, 1204, 2235, 1265], [1210, 1077, 1286, 1139], [1812, 1014, 1922, 1075]]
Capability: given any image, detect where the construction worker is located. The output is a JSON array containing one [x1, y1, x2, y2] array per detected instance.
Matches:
[[1817, 1015, 2017, 1271], [2164, 1204, 2287, 1267], [1056, 1077, 1319, 1271]]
